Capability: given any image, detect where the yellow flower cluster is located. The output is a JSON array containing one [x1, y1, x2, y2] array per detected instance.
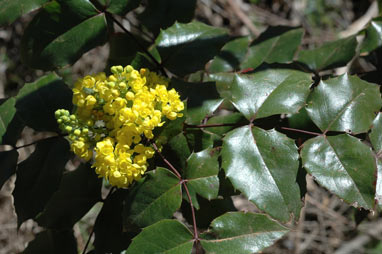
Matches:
[[56, 65, 184, 188]]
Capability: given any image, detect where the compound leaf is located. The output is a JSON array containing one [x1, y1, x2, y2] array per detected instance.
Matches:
[[24, 229, 77, 254], [21, 1, 107, 70], [297, 36, 357, 71], [155, 21, 229, 76], [200, 212, 289, 254], [241, 26, 303, 69], [184, 147, 220, 209], [126, 219, 193, 254], [0, 0, 49, 26], [36, 163, 102, 229], [124, 167, 182, 228], [221, 126, 302, 222], [306, 74, 382, 134], [210, 69, 311, 120], [301, 134, 376, 210], [13, 137, 70, 227], [0, 149, 18, 190]]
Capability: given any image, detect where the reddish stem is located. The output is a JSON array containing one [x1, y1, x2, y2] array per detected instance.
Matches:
[[281, 127, 322, 136], [185, 122, 244, 129]]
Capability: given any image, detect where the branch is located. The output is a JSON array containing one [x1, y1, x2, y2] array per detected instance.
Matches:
[[15, 135, 64, 150], [151, 142, 199, 243], [281, 127, 322, 136]]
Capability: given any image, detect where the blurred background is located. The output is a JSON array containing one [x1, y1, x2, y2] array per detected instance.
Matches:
[[1, 0, 381, 253]]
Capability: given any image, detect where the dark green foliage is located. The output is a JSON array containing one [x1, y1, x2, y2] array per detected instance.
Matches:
[[1, 2, 382, 253]]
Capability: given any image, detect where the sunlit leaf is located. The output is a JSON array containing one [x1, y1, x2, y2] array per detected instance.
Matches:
[[301, 134, 376, 210], [222, 126, 302, 222]]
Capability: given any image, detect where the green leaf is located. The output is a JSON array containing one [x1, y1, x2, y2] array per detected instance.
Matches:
[[171, 79, 224, 124], [21, 1, 108, 70], [222, 126, 301, 222], [182, 197, 236, 229], [23, 229, 77, 254], [297, 36, 357, 71], [185, 129, 220, 153], [0, 150, 18, 190], [205, 112, 247, 136], [361, 17, 382, 53], [160, 132, 191, 171], [370, 112, 382, 153], [15, 73, 72, 132], [124, 167, 182, 228], [200, 212, 289, 254], [306, 74, 382, 134], [139, 0, 196, 35], [301, 134, 376, 210], [13, 137, 70, 227], [209, 36, 251, 73], [184, 148, 220, 209], [155, 21, 229, 76], [0, 0, 49, 26], [106, 33, 142, 71], [0, 98, 16, 144], [240, 26, 304, 69], [94, 189, 131, 254], [106, 0, 141, 15], [126, 219, 193, 254], [36, 163, 102, 229], [210, 69, 312, 121]]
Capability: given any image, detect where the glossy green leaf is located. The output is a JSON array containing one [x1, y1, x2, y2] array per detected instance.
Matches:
[[200, 212, 289, 254], [370, 112, 382, 153], [301, 134, 376, 210], [124, 167, 182, 228], [241, 26, 304, 69], [36, 163, 102, 229], [361, 17, 382, 53], [106, 0, 141, 15], [106, 33, 142, 71], [162, 132, 191, 170], [139, 0, 196, 35], [13, 137, 70, 227], [24, 229, 77, 254], [210, 69, 312, 120], [15, 73, 72, 132], [0, 150, 18, 190], [155, 21, 229, 76], [171, 79, 223, 124], [184, 148, 220, 209], [0, 0, 49, 26], [185, 129, 220, 153], [297, 36, 357, 71], [306, 74, 382, 134], [94, 189, 130, 254], [209, 36, 251, 73], [21, 1, 107, 70], [205, 112, 247, 136], [222, 126, 301, 222], [0, 98, 16, 144], [126, 219, 193, 254]]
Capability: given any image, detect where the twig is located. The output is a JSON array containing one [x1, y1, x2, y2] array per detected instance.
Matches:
[[281, 127, 322, 136], [106, 13, 167, 77], [151, 142, 199, 243], [184, 122, 245, 129], [226, 0, 260, 36], [15, 135, 63, 149]]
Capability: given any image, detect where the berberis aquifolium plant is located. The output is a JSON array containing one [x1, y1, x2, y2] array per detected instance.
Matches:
[[1, 0, 382, 253]]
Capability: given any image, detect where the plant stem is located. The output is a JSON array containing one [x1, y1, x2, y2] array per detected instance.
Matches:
[[281, 127, 322, 136], [151, 142, 182, 179], [106, 12, 167, 77], [184, 122, 245, 129], [151, 142, 199, 242], [15, 135, 63, 150]]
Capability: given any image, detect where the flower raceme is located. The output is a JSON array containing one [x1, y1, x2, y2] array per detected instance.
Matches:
[[55, 65, 184, 188]]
